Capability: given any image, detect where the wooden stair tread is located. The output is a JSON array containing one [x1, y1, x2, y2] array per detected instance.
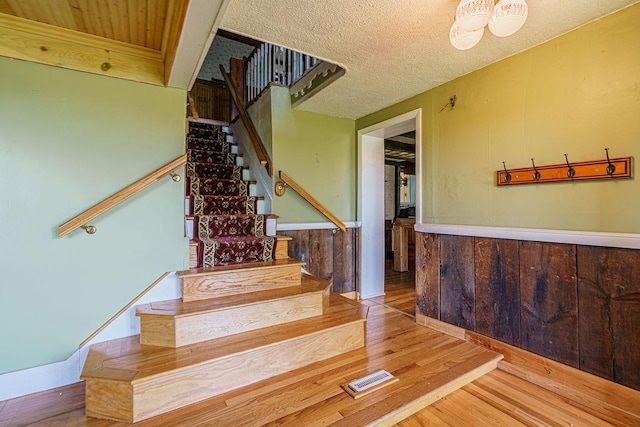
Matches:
[[136, 275, 328, 318], [177, 258, 304, 278], [332, 348, 502, 426], [82, 295, 366, 382]]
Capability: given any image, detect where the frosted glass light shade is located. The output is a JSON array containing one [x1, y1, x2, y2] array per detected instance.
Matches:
[[489, 0, 528, 37], [455, 0, 494, 32], [450, 21, 484, 51]]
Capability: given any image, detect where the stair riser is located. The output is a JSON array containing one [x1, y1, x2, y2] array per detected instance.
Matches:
[[189, 242, 198, 269], [127, 321, 364, 422], [139, 292, 326, 347], [188, 238, 289, 270], [85, 381, 133, 422], [185, 196, 265, 216], [275, 238, 289, 260], [182, 264, 301, 302]]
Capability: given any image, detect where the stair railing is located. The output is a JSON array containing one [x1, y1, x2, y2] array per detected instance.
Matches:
[[245, 43, 320, 104], [275, 171, 346, 232], [220, 64, 273, 177], [58, 154, 187, 238]]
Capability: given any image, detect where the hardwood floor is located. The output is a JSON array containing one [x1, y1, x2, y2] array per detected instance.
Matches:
[[369, 259, 416, 316], [399, 368, 634, 426], [0, 299, 500, 426], [3, 299, 638, 426]]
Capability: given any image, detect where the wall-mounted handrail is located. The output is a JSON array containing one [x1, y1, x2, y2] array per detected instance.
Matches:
[[220, 64, 272, 177], [58, 154, 187, 238], [276, 171, 346, 232]]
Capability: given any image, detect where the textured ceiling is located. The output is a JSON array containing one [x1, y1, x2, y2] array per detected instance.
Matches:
[[221, 0, 639, 119]]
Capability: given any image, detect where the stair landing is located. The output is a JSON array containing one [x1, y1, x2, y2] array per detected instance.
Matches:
[[84, 298, 499, 425]]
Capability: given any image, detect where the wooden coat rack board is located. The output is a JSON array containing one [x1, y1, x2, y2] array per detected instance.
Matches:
[[497, 152, 633, 186]]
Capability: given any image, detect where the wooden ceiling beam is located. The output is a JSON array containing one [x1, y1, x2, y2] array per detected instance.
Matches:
[[384, 139, 415, 153], [165, 0, 231, 90], [0, 14, 165, 85]]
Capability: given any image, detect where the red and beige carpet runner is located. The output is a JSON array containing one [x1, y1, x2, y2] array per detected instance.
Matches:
[[187, 121, 275, 267]]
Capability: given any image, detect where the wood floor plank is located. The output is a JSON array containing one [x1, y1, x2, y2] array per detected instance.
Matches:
[[370, 260, 416, 316], [0, 382, 85, 426], [404, 368, 626, 427], [467, 330, 640, 422], [489, 370, 616, 426], [434, 388, 529, 426], [398, 411, 450, 426], [423, 404, 480, 427]]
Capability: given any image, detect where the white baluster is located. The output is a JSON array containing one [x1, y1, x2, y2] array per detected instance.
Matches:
[[248, 57, 252, 102], [268, 43, 272, 85], [286, 48, 291, 86], [260, 45, 264, 94]]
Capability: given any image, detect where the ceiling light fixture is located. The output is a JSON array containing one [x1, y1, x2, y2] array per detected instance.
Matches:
[[450, 0, 528, 50]]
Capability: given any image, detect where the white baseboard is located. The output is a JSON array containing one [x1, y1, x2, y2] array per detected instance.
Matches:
[[0, 273, 182, 401]]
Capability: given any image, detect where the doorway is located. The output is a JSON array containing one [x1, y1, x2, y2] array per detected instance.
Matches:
[[357, 109, 422, 315]]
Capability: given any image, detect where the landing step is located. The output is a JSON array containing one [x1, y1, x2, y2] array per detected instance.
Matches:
[[113, 300, 501, 426], [332, 349, 502, 426], [136, 274, 330, 347], [178, 258, 305, 302], [82, 296, 367, 423]]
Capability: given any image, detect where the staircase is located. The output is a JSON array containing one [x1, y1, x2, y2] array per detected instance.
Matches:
[[184, 120, 277, 268], [80, 121, 368, 423], [76, 120, 506, 424]]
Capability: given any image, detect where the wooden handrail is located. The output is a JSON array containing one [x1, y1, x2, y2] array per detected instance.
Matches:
[[220, 64, 273, 177], [278, 171, 346, 232], [58, 154, 187, 238]]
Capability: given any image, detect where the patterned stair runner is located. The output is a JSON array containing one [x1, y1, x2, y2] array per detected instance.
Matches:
[[187, 121, 275, 267]]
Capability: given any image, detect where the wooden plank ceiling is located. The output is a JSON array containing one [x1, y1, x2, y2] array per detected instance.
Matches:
[[0, 0, 188, 86]]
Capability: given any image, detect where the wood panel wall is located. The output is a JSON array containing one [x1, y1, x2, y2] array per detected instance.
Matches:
[[415, 232, 640, 391], [190, 79, 231, 122], [279, 228, 358, 294]]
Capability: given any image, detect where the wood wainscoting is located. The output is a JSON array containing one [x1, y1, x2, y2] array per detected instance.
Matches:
[[279, 228, 358, 294], [415, 232, 640, 391], [189, 79, 231, 122]]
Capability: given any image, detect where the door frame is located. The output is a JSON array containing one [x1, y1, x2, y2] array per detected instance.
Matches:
[[357, 109, 422, 299]]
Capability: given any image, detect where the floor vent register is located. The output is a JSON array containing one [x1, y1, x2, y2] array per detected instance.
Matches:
[[341, 370, 398, 399]]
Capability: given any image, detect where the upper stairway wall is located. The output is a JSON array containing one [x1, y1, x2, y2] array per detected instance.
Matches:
[[245, 85, 356, 225], [0, 57, 188, 374]]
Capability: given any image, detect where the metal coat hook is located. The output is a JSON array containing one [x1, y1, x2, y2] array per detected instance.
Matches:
[[502, 161, 511, 183], [564, 154, 575, 178], [531, 158, 541, 181], [605, 148, 616, 175]]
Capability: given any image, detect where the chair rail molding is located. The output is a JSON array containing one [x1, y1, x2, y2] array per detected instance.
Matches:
[[416, 223, 640, 250]]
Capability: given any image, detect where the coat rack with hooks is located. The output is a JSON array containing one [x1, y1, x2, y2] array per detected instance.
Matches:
[[497, 149, 633, 186]]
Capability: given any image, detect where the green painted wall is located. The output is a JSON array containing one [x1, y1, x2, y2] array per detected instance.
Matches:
[[357, 4, 640, 233], [0, 58, 188, 373], [270, 86, 356, 223]]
